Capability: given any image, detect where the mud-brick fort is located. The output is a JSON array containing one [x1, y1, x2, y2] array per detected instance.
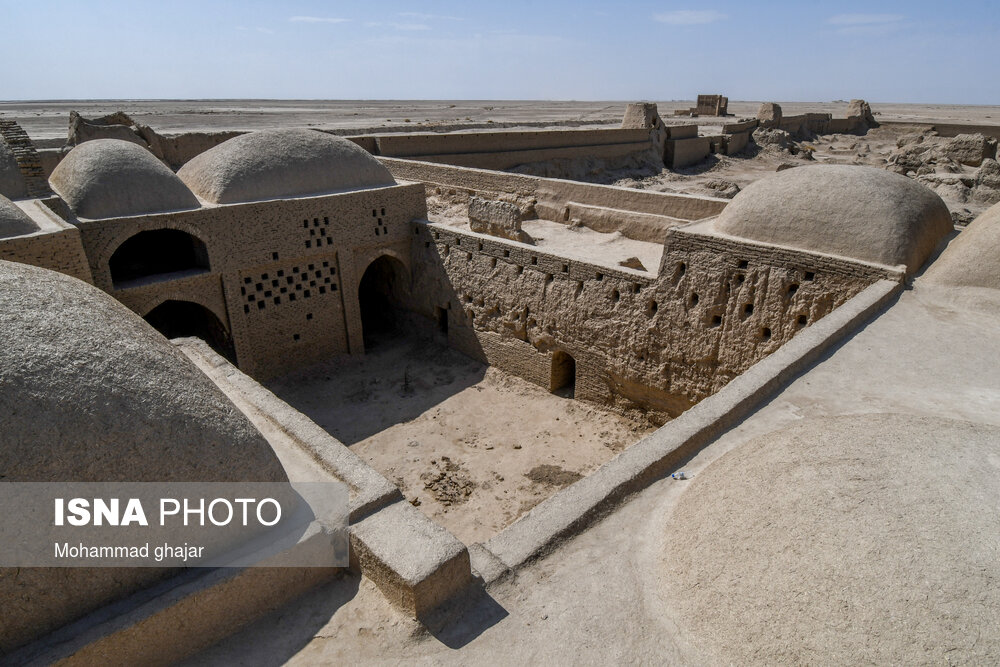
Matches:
[[1, 101, 998, 663]]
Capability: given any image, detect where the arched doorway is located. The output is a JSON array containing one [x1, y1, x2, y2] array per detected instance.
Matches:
[[357, 255, 409, 350], [109, 229, 210, 288], [551, 350, 576, 398], [144, 300, 236, 363]]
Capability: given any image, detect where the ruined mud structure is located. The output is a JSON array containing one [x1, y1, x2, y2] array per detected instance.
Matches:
[[1, 100, 996, 663]]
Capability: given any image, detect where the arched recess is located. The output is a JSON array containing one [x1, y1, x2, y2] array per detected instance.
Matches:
[[550, 350, 576, 398], [143, 299, 236, 363], [109, 228, 210, 288], [357, 254, 410, 351]]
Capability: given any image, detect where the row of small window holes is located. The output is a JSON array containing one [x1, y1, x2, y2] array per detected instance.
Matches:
[[242, 281, 338, 313], [427, 233, 648, 291], [303, 208, 386, 230]]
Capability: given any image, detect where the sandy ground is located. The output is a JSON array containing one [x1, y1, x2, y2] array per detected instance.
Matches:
[[430, 196, 664, 274], [4, 99, 998, 141], [266, 332, 651, 544], [189, 277, 1000, 665]]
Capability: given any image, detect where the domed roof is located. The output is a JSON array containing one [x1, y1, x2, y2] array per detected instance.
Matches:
[[923, 201, 1000, 289], [49, 139, 200, 219], [0, 140, 28, 199], [714, 165, 952, 272], [663, 413, 1000, 664], [177, 129, 396, 204], [0, 194, 38, 238], [0, 260, 286, 483]]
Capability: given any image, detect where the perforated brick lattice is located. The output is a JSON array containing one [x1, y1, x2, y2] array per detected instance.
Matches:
[[240, 260, 338, 313]]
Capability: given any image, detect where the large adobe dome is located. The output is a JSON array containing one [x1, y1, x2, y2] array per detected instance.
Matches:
[[0, 140, 28, 199], [0, 260, 285, 483], [714, 165, 952, 272], [923, 201, 1000, 289], [662, 413, 1000, 664], [177, 128, 396, 204], [49, 139, 200, 219], [0, 194, 38, 238]]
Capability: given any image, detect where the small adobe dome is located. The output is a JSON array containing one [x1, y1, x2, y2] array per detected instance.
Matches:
[[0, 260, 285, 483], [0, 140, 28, 199], [177, 129, 396, 204], [0, 195, 38, 238], [49, 139, 200, 219], [714, 165, 952, 272], [923, 201, 1000, 290]]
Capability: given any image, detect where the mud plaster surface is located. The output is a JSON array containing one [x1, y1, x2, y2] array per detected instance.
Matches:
[[267, 333, 652, 545]]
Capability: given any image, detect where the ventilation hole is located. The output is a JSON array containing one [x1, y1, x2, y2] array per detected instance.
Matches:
[[455, 238, 461, 247], [690, 293, 699, 306], [257, 301, 265, 310], [425, 241, 431, 248], [293, 267, 300, 273], [319, 286, 326, 294], [798, 314, 808, 327], [248, 294, 255, 302], [289, 293, 296, 301], [675, 261, 686, 278], [293, 333, 301, 341], [262, 273, 269, 280], [611, 289, 620, 302], [244, 277, 251, 284], [516, 265, 523, 275], [562, 264, 569, 273], [274, 296, 281, 305], [761, 327, 772, 340], [324, 217, 329, 224], [531, 257, 538, 265], [736, 273, 745, 284], [381, 207, 386, 215], [414, 228, 420, 235], [272, 252, 279, 260], [240, 286, 246, 296], [490, 257, 497, 268], [280, 287, 288, 294], [443, 246, 450, 256], [503, 249, 510, 258], [466, 252, 472, 261], [743, 303, 754, 316], [595, 272, 604, 281], [788, 283, 799, 296], [243, 305, 249, 314], [545, 274, 554, 284], [305, 240, 312, 248], [302, 220, 309, 229], [632, 283, 641, 294], [271, 279, 279, 287], [710, 315, 722, 328], [738, 260, 749, 269], [478, 242, 484, 251], [804, 271, 815, 281], [264, 290, 272, 298], [647, 300, 658, 316], [304, 289, 311, 298]]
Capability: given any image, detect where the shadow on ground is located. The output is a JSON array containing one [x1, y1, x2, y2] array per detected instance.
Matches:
[[267, 331, 486, 445]]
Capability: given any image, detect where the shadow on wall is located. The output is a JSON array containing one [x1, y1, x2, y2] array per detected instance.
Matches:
[[144, 300, 236, 364], [109, 228, 210, 288]]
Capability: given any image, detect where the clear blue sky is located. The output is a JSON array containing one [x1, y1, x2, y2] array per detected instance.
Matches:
[[2, 0, 997, 103]]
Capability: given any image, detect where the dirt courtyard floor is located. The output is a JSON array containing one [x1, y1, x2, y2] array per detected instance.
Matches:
[[267, 332, 653, 544]]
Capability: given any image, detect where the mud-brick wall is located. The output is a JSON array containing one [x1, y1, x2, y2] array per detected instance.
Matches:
[[407, 221, 894, 422], [0, 226, 93, 283], [74, 184, 427, 379]]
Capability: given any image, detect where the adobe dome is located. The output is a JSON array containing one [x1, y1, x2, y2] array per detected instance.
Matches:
[[49, 139, 200, 219], [713, 165, 952, 272], [663, 413, 1000, 664], [923, 201, 1000, 289], [177, 129, 396, 204], [0, 140, 28, 199], [0, 260, 285, 483], [0, 194, 38, 238]]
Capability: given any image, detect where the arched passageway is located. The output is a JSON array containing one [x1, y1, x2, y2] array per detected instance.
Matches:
[[144, 300, 236, 363], [357, 255, 409, 351], [550, 350, 576, 398], [109, 229, 210, 287]]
